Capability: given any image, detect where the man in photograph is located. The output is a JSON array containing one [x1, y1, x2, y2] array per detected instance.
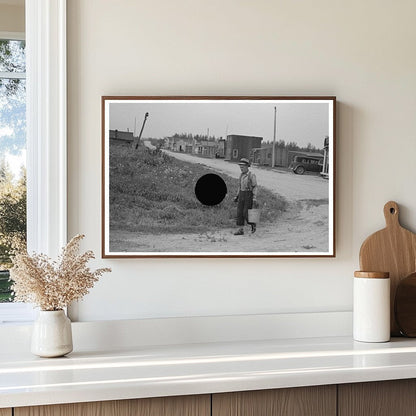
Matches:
[[234, 158, 258, 235]]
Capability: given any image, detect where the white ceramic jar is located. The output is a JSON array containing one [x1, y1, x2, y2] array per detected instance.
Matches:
[[31, 310, 73, 357], [353, 271, 390, 343]]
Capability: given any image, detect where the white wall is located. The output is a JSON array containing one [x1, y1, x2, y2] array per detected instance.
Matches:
[[67, 0, 416, 322], [0, 3, 24, 33]]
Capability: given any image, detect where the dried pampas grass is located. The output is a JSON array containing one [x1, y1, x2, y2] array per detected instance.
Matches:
[[10, 234, 111, 311]]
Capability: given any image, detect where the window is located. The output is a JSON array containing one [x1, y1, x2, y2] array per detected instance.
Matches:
[[0, 33, 35, 323], [0, 0, 67, 324], [0, 36, 26, 305], [233, 149, 238, 159]]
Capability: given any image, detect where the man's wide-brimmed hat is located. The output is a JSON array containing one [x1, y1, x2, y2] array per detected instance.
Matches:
[[238, 158, 250, 167]]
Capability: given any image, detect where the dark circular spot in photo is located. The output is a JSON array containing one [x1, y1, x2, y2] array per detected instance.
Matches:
[[195, 174, 227, 206]]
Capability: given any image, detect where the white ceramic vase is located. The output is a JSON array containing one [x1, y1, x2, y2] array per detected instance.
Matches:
[[31, 310, 73, 357]]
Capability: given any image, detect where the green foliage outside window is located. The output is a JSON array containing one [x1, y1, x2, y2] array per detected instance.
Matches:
[[0, 163, 26, 302], [0, 39, 27, 303]]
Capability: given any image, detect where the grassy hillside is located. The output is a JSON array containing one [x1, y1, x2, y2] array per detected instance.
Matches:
[[109, 142, 287, 234]]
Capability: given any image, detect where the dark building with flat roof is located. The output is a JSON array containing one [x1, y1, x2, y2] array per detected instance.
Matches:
[[225, 134, 263, 162], [109, 129, 134, 143]]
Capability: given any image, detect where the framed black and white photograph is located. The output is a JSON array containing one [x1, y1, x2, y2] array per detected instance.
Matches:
[[102, 96, 336, 258]]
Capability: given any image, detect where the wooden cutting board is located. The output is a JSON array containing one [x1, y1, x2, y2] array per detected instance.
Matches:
[[359, 201, 416, 336]]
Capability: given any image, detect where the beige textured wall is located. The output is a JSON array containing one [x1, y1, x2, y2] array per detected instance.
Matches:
[[0, 4, 24, 33], [67, 0, 416, 321]]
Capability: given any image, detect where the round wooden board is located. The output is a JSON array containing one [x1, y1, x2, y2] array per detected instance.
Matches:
[[395, 272, 416, 337]]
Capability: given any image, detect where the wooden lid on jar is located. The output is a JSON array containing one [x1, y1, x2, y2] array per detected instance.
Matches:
[[354, 271, 390, 279]]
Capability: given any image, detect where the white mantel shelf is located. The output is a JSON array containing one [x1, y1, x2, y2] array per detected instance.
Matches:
[[2, 335, 416, 409]]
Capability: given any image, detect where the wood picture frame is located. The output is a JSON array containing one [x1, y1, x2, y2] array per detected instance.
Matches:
[[102, 96, 336, 258]]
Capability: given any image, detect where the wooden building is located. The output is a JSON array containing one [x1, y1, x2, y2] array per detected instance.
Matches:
[[216, 139, 226, 158], [109, 129, 134, 143], [225, 134, 263, 162], [165, 137, 193, 153], [251, 145, 290, 167], [195, 140, 218, 158]]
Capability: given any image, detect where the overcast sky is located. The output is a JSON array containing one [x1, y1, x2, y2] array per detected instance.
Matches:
[[109, 100, 331, 148]]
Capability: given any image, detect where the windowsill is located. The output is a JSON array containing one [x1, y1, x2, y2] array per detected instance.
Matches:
[[0, 303, 36, 324]]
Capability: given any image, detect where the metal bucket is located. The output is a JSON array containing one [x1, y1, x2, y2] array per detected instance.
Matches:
[[248, 208, 260, 223]]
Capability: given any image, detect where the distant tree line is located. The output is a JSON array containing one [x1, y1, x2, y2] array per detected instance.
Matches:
[[262, 139, 323, 153], [170, 133, 218, 142]]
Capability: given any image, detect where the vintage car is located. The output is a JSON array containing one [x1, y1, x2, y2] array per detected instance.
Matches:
[[289, 155, 324, 175]]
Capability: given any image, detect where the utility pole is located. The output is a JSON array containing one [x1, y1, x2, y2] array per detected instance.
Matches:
[[272, 106, 277, 168], [132, 112, 149, 149]]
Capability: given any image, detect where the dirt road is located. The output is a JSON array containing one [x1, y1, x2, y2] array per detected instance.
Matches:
[[110, 151, 332, 255], [164, 151, 328, 203]]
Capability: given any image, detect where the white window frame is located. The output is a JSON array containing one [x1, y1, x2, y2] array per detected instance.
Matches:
[[0, 0, 67, 324]]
